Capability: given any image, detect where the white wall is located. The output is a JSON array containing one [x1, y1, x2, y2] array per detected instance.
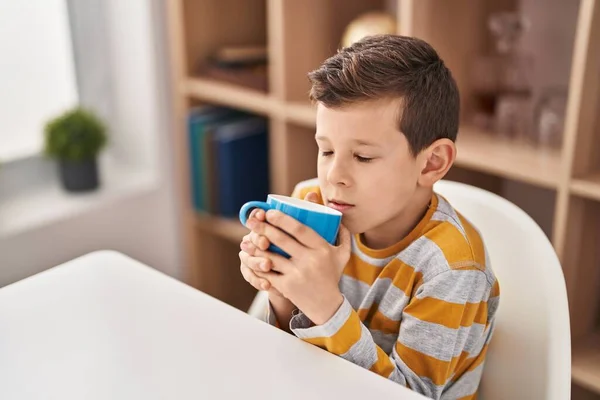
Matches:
[[0, 0, 181, 286]]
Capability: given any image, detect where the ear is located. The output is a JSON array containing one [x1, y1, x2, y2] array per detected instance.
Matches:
[[417, 138, 456, 187]]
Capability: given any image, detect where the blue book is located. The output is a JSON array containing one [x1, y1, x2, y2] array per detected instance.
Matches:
[[187, 107, 245, 211], [212, 117, 270, 218]]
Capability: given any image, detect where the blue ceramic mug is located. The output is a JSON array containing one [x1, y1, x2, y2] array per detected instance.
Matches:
[[239, 194, 342, 258]]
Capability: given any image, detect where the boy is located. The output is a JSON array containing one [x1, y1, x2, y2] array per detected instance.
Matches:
[[238, 34, 499, 400]]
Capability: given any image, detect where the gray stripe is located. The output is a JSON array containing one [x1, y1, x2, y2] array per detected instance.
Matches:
[[415, 269, 490, 304], [351, 236, 398, 267], [390, 345, 444, 396], [340, 323, 379, 370], [378, 279, 410, 319], [339, 274, 371, 310], [340, 275, 410, 322], [482, 245, 496, 286], [443, 362, 485, 399], [398, 314, 487, 361], [370, 329, 397, 355], [266, 302, 277, 326], [290, 297, 352, 339], [462, 323, 488, 355], [468, 322, 494, 356], [432, 194, 467, 240], [396, 236, 450, 280], [488, 295, 500, 319]]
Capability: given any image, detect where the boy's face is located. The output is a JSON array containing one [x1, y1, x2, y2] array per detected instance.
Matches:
[[315, 99, 425, 236]]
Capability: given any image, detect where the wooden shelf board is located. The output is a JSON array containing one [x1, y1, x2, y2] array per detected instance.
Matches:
[[571, 172, 600, 201], [284, 102, 316, 127], [572, 331, 600, 394], [181, 81, 563, 190], [182, 77, 278, 117], [455, 126, 562, 189], [195, 212, 248, 243]]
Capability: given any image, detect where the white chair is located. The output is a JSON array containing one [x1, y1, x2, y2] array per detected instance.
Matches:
[[248, 180, 571, 400]]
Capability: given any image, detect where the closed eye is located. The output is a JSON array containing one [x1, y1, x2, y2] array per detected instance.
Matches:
[[320, 151, 333, 157], [355, 155, 373, 163]]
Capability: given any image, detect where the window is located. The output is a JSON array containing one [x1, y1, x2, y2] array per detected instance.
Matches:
[[0, 0, 78, 162]]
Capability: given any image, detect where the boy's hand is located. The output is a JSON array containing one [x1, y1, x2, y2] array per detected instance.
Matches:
[[239, 209, 285, 298], [244, 192, 320, 252], [245, 210, 352, 326]]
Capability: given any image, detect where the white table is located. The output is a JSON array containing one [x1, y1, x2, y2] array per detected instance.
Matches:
[[0, 250, 425, 399]]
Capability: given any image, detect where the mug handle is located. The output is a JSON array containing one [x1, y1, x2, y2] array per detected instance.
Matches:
[[239, 201, 272, 227]]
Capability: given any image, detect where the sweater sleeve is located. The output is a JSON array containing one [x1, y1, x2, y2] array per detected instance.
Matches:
[[290, 268, 494, 399]]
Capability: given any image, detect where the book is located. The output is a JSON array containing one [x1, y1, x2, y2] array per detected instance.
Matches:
[[212, 117, 270, 218], [188, 107, 245, 211]]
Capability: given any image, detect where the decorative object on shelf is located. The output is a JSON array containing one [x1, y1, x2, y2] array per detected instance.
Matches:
[[43, 107, 107, 193], [532, 87, 568, 148], [471, 12, 534, 140], [341, 11, 397, 48], [200, 45, 268, 92]]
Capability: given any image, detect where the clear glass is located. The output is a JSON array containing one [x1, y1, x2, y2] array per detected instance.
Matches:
[[531, 88, 568, 148]]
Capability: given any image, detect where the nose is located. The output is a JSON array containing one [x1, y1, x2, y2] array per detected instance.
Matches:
[[326, 155, 351, 187]]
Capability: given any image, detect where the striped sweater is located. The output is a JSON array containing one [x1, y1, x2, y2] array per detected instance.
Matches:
[[266, 180, 500, 399]]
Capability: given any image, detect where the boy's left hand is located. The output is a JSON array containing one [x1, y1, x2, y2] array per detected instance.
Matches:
[[246, 210, 352, 326]]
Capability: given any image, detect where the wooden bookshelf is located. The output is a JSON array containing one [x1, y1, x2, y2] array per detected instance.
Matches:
[[195, 212, 248, 243], [455, 126, 562, 190], [573, 332, 600, 394], [166, 0, 600, 396], [572, 173, 600, 201], [182, 77, 276, 116]]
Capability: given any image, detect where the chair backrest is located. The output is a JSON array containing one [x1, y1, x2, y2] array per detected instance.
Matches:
[[248, 180, 571, 400], [434, 180, 571, 400]]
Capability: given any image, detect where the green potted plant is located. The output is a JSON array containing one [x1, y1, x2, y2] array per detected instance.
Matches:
[[44, 107, 108, 192]]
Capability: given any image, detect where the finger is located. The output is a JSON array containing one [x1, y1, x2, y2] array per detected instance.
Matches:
[[336, 223, 352, 251], [252, 247, 292, 275], [248, 217, 305, 257], [246, 209, 267, 230], [263, 209, 323, 249], [304, 191, 320, 203], [240, 262, 271, 291], [240, 240, 258, 256], [249, 231, 270, 251], [254, 269, 283, 290], [239, 250, 272, 272]]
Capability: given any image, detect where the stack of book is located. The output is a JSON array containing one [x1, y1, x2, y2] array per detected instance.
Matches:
[[187, 106, 270, 218]]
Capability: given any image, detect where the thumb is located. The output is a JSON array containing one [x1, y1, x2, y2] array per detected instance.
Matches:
[[336, 223, 352, 251], [304, 191, 319, 203]]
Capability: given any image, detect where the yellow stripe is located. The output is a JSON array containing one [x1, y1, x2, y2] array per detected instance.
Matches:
[[291, 184, 323, 204], [357, 306, 401, 335], [396, 341, 484, 387], [404, 297, 488, 329], [491, 280, 500, 297], [395, 341, 454, 386], [303, 310, 362, 355], [388, 260, 424, 297], [370, 310, 401, 334], [458, 213, 487, 267], [454, 344, 489, 378], [344, 254, 383, 286], [344, 257, 423, 297], [369, 346, 396, 377], [424, 222, 473, 265]]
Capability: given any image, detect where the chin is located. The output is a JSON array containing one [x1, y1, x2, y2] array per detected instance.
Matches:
[[340, 217, 366, 236]]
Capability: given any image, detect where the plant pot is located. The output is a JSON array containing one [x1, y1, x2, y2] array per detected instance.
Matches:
[[59, 158, 100, 192]]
